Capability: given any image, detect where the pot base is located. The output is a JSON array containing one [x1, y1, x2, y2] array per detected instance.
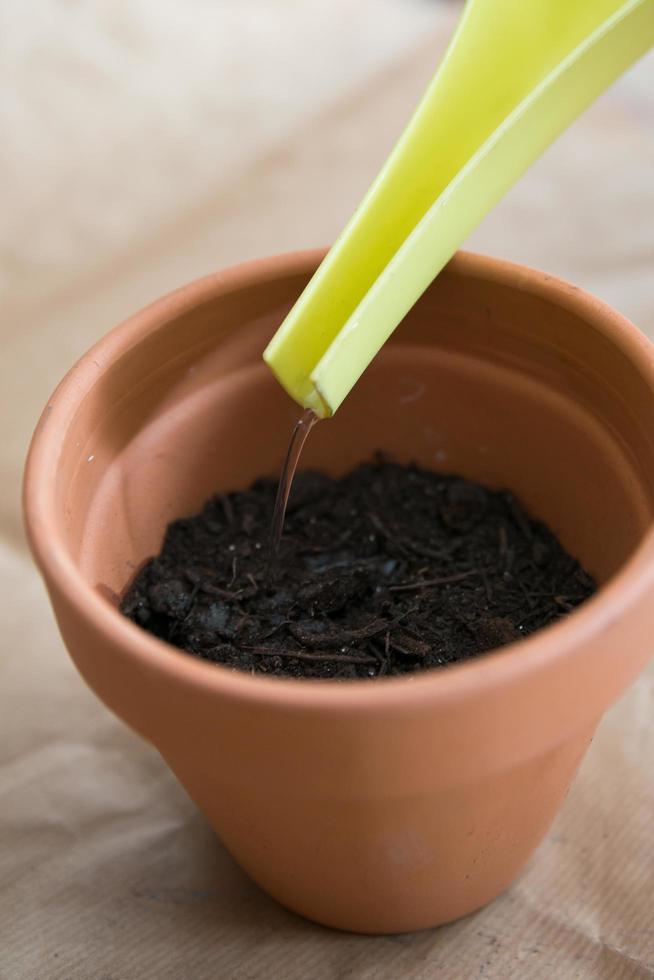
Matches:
[[162, 722, 595, 933]]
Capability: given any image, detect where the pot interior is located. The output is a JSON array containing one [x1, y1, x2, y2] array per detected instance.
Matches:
[[54, 259, 654, 602]]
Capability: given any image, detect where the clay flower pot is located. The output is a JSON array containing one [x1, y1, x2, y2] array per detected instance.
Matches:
[[24, 250, 654, 934]]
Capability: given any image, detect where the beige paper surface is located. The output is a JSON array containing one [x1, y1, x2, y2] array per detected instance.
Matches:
[[2, 3, 653, 976]]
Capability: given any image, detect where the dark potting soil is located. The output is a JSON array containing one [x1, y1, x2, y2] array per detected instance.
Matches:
[[121, 459, 596, 680]]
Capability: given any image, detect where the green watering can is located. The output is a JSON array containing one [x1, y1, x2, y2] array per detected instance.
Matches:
[[264, 0, 654, 418]]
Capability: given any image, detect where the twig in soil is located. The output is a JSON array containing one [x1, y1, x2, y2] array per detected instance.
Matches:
[[181, 583, 201, 625], [388, 635, 431, 658], [289, 606, 418, 649], [369, 510, 454, 562], [388, 570, 478, 592], [516, 577, 536, 610], [367, 511, 420, 557], [478, 560, 492, 603], [186, 576, 247, 600], [375, 632, 391, 676], [245, 646, 377, 666], [218, 493, 235, 525]]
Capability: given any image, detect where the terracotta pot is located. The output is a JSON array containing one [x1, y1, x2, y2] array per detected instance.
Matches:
[[24, 250, 654, 934]]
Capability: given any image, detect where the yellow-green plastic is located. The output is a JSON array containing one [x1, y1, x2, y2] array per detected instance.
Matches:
[[264, 0, 654, 417]]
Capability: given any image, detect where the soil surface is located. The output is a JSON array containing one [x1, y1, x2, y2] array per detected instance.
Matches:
[[121, 459, 596, 680]]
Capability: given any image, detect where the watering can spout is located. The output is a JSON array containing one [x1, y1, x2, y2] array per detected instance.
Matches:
[[264, 0, 654, 418]]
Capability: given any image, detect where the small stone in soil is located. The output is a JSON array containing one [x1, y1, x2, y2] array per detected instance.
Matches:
[[121, 459, 596, 680]]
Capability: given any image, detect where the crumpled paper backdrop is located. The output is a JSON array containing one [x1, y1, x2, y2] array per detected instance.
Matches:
[[2, 2, 653, 977]]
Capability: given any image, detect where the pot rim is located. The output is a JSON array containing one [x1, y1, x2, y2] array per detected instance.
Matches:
[[23, 249, 654, 713]]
